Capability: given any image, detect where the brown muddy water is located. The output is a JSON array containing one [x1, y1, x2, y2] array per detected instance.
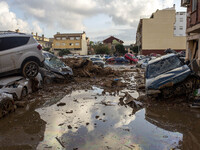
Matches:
[[0, 85, 200, 150]]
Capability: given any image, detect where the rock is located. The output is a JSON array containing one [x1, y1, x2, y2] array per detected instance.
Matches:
[[68, 125, 72, 129], [57, 103, 66, 107]]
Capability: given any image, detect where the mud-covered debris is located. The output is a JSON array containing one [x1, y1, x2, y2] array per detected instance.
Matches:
[[86, 122, 90, 125], [103, 79, 126, 88], [68, 125, 72, 129], [61, 58, 120, 77], [58, 123, 65, 126], [100, 101, 116, 106], [57, 102, 66, 107], [66, 110, 73, 113], [15, 101, 27, 108], [137, 95, 148, 101], [137, 84, 145, 90], [95, 116, 100, 119], [121, 92, 143, 108], [55, 137, 65, 148]]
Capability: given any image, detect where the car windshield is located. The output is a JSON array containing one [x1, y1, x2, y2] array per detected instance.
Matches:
[[44, 53, 65, 69], [146, 56, 182, 79]]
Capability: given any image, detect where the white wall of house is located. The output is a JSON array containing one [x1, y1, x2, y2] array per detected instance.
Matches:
[[174, 12, 186, 36]]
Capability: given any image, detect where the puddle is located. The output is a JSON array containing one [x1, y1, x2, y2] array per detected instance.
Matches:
[[35, 87, 183, 150], [0, 86, 200, 150]]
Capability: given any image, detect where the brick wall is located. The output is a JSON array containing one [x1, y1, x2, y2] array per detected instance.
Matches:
[[141, 49, 185, 55]]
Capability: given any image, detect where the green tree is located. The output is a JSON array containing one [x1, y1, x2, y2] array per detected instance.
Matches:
[[130, 45, 140, 54], [58, 49, 71, 56], [115, 44, 126, 55], [94, 44, 110, 54]]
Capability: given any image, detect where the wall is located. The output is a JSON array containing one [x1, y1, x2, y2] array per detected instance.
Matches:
[[142, 9, 186, 54], [174, 12, 187, 36]]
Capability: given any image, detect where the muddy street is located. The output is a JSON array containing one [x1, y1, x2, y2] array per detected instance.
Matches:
[[0, 66, 200, 150]]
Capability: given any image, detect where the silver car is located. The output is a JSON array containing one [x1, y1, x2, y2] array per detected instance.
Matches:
[[0, 31, 44, 78]]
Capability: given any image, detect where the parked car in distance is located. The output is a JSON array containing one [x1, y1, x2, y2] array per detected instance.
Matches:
[[124, 53, 138, 63], [41, 51, 73, 84], [145, 54, 194, 98], [136, 55, 146, 60], [90, 57, 105, 68], [0, 31, 44, 78], [0, 76, 32, 100]]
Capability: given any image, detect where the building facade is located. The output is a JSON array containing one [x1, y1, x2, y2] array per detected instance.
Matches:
[[32, 33, 52, 49], [52, 32, 88, 55], [181, 0, 200, 72], [103, 36, 124, 54], [174, 12, 187, 36], [136, 7, 186, 55]]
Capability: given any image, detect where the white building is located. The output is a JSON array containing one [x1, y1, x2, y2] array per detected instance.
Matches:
[[174, 12, 186, 36]]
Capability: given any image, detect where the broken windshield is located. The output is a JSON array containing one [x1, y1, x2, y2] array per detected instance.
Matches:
[[44, 55, 66, 69], [146, 56, 183, 79]]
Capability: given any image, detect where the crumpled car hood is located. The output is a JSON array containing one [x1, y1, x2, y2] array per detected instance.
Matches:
[[146, 65, 191, 90]]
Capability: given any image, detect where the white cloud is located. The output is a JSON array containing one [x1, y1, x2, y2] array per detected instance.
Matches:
[[9, 0, 175, 43], [0, 1, 43, 34]]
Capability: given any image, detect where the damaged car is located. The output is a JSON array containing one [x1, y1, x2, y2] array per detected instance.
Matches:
[[41, 51, 73, 84], [0, 76, 33, 100], [146, 53, 199, 99]]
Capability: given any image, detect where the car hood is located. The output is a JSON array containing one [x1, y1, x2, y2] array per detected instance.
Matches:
[[146, 65, 191, 90]]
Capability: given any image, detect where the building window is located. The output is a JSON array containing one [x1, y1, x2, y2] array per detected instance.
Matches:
[[75, 43, 80, 46], [76, 37, 80, 40], [62, 37, 66, 40], [180, 12, 184, 15], [70, 43, 73, 46], [56, 43, 60, 46], [180, 18, 183, 22], [179, 26, 183, 30], [56, 37, 61, 40], [70, 37, 74, 40], [174, 26, 176, 30], [192, 0, 197, 12], [61, 43, 66, 46], [74, 48, 81, 51]]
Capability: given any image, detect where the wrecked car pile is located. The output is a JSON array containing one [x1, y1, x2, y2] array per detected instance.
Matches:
[[61, 58, 120, 77]]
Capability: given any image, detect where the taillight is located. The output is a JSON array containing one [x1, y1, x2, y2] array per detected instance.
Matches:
[[37, 44, 42, 50]]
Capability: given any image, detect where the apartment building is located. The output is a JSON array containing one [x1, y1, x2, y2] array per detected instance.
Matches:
[[32, 33, 51, 48], [174, 12, 187, 36], [181, 0, 200, 72], [136, 6, 186, 55], [52, 32, 88, 55]]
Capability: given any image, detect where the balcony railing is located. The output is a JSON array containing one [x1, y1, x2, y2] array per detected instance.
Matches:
[[181, 0, 190, 7]]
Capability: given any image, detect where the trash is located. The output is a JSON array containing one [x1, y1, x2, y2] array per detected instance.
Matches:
[[66, 110, 73, 113], [103, 79, 126, 88], [57, 102, 66, 107]]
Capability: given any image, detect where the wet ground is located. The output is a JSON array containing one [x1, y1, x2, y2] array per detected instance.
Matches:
[[0, 65, 200, 150]]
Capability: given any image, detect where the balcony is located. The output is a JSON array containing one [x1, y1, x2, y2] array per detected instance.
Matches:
[[181, 0, 190, 7]]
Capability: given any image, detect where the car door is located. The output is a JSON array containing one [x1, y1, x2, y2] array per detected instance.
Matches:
[[0, 36, 29, 73]]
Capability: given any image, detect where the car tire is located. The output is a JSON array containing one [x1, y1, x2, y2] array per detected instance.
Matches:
[[22, 61, 39, 78]]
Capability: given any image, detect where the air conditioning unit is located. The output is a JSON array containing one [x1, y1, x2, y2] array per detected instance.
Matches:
[[181, 0, 190, 7]]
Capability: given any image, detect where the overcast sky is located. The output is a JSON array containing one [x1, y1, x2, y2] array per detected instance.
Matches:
[[0, 0, 186, 45]]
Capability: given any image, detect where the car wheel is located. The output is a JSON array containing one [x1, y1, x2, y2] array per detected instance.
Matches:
[[22, 61, 39, 78], [21, 87, 28, 98]]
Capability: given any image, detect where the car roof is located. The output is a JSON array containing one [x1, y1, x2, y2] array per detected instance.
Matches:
[[148, 53, 176, 65], [0, 31, 32, 38]]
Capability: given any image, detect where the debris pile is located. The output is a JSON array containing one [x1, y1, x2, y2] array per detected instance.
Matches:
[[61, 58, 119, 77]]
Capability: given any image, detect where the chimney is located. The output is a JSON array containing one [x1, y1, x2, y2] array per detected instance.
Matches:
[[42, 34, 44, 41]]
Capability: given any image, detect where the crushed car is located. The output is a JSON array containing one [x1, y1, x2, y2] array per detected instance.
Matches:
[[145, 53, 200, 99], [0, 76, 33, 100], [40, 51, 73, 84]]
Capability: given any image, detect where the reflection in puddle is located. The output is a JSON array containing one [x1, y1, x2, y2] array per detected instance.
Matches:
[[36, 87, 183, 150]]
